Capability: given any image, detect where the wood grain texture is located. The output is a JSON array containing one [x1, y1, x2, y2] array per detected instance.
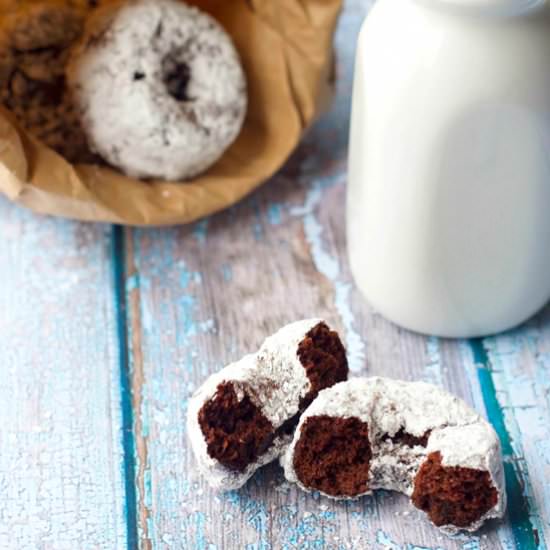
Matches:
[[122, 0, 549, 548], [1, 0, 549, 548], [0, 201, 128, 549]]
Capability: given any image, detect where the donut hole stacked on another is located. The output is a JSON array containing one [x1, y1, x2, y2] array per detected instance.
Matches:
[[187, 320, 349, 490]]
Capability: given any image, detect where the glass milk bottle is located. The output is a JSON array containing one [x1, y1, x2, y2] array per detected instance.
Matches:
[[347, 0, 550, 337]]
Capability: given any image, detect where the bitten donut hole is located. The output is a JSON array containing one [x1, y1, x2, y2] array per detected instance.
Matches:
[[293, 415, 372, 497], [162, 52, 192, 101], [412, 451, 498, 527], [198, 381, 275, 472], [297, 322, 348, 408]]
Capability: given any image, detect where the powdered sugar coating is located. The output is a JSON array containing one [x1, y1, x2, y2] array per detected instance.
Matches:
[[281, 377, 505, 533], [187, 319, 324, 491], [67, 0, 247, 180], [187, 354, 290, 491], [255, 319, 322, 427], [425, 423, 506, 532]]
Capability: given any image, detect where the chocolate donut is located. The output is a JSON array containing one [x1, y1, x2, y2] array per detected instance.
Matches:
[[67, 0, 247, 180], [187, 319, 349, 491], [281, 377, 505, 533]]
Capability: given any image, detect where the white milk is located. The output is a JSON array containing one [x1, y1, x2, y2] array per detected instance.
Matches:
[[347, 0, 550, 337]]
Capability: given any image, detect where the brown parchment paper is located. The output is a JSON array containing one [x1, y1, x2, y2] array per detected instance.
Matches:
[[0, 0, 342, 226]]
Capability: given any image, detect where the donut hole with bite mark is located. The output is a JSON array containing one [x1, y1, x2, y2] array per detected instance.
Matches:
[[198, 382, 275, 472], [292, 415, 372, 497], [297, 322, 349, 410], [412, 451, 498, 528]]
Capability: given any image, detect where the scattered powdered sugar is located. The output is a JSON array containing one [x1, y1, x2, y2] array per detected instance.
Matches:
[[281, 377, 505, 533]]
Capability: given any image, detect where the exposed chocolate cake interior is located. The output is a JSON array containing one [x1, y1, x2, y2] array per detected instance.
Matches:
[[412, 451, 498, 527], [297, 322, 348, 408], [198, 321, 348, 473], [292, 415, 372, 497], [198, 382, 274, 472]]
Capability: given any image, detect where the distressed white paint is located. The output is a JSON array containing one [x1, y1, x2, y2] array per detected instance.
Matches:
[[0, 199, 127, 550], [122, 0, 548, 547], [1, 0, 548, 547], [483, 327, 550, 544]]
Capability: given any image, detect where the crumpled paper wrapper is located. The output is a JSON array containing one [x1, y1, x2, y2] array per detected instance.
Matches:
[[0, 0, 342, 226]]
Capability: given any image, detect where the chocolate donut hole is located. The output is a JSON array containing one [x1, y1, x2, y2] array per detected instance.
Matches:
[[198, 321, 349, 474], [198, 381, 274, 472]]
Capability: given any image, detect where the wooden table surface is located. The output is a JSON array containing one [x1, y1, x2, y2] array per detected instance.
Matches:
[[1, 1, 549, 548]]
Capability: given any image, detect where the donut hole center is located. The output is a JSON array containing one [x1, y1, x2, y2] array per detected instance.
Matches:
[[162, 53, 192, 102]]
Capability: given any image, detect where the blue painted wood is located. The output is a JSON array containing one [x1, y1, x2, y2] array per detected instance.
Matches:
[[0, 199, 128, 549], [471, 339, 540, 549], [122, 1, 546, 548], [472, 324, 550, 548], [113, 226, 139, 550], [0, 0, 548, 548]]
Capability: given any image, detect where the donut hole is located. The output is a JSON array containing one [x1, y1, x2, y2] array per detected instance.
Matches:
[[161, 52, 192, 102], [293, 415, 372, 497], [133, 71, 146, 81], [198, 381, 275, 472], [412, 451, 498, 527], [297, 322, 349, 409]]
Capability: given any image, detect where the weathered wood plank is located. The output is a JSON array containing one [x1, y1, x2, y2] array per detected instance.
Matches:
[[0, 201, 128, 549], [125, 0, 549, 548], [469, 321, 550, 547], [0, 0, 546, 548], [124, 151, 510, 550]]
